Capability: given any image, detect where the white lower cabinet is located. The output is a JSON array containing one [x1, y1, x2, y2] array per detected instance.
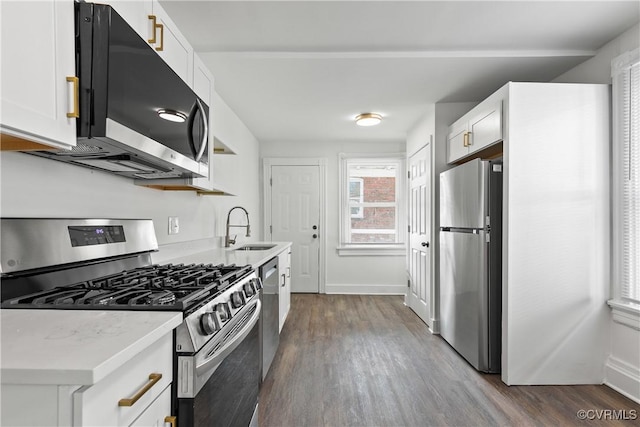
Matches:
[[278, 247, 292, 332], [73, 333, 174, 426]]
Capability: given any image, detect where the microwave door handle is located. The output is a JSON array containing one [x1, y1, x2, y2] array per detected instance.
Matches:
[[194, 98, 208, 162], [187, 102, 198, 158]]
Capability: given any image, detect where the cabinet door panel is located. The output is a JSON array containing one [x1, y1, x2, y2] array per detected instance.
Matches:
[[193, 54, 213, 105], [469, 101, 502, 151], [447, 121, 469, 163], [0, 1, 76, 149], [73, 333, 173, 427], [152, 0, 193, 86]]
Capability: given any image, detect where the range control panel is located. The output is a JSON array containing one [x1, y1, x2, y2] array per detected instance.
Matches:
[[68, 225, 126, 247]]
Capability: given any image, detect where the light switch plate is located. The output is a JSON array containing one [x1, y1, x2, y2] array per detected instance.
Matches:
[[168, 216, 180, 235]]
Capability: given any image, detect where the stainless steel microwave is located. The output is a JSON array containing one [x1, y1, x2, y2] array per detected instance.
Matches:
[[27, 2, 209, 180]]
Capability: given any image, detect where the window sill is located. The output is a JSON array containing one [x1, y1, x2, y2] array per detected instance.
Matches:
[[608, 299, 640, 331], [337, 244, 406, 256]]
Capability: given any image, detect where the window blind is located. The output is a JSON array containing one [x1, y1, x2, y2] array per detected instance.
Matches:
[[615, 51, 640, 304]]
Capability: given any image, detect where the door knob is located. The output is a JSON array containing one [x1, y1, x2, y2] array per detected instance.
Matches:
[[421, 242, 429, 248], [312, 234, 318, 239], [312, 225, 318, 230]]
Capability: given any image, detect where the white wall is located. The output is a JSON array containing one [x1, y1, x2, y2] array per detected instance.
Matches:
[[260, 140, 406, 294], [0, 90, 261, 260], [552, 23, 640, 402]]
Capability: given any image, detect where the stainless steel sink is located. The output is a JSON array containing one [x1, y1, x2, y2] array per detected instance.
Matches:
[[234, 244, 277, 251]]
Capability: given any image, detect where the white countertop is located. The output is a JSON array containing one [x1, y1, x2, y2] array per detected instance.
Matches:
[[0, 242, 289, 387], [1, 310, 182, 386], [153, 241, 292, 269]]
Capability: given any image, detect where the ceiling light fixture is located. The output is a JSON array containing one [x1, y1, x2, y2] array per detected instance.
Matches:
[[355, 113, 382, 127], [157, 109, 187, 123]]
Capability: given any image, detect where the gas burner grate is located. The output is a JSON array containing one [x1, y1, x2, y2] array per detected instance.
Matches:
[[2, 262, 253, 312]]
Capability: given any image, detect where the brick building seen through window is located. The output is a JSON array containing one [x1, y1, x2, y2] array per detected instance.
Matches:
[[349, 175, 397, 243]]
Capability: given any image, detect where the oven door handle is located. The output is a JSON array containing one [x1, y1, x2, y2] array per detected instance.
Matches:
[[195, 298, 261, 376]]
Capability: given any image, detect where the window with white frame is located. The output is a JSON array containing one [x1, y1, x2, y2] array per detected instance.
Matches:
[[338, 154, 405, 254], [612, 48, 640, 308]]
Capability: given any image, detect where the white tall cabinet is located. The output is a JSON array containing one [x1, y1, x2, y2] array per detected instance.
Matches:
[[501, 82, 610, 385], [445, 82, 610, 385], [0, 0, 77, 150]]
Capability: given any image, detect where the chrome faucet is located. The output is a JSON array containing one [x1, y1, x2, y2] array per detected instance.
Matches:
[[225, 206, 251, 247]]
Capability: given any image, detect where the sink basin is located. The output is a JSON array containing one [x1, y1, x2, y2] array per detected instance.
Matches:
[[234, 244, 277, 251]]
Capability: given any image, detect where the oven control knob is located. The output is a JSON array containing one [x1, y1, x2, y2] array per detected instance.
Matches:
[[243, 282, 255, 297], [231, 291, 245, 308], [200, 312, 218, 335], [253, 278, 263, 290], [215, 302, 230, 322]]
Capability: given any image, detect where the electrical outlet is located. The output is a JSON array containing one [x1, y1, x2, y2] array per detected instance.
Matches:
[[168, 216, 180, 235]]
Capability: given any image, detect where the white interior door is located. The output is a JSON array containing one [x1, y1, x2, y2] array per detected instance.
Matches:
[[270, 165, 320, 293], [407, 144, 431, 327]]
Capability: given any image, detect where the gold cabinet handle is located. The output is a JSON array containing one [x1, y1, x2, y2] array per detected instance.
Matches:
[[155, 23, 164, 51], [148, 15, 157, 44], [164, 416, 177, 427], [463, 131, 473, 147], [66, 76, 79, 118], [118, 373, 162, 407]]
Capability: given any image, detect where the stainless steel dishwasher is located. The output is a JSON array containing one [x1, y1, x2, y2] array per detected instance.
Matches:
[[259, 256, 280, 380]]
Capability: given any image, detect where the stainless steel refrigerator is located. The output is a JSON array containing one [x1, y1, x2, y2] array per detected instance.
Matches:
[[439, 158, 502, 373]]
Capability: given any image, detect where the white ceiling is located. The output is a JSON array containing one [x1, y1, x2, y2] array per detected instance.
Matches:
[[159, 0, 640, 144]]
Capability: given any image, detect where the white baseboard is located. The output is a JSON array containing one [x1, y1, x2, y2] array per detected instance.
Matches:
[[605, 355, 640, 404], [324, 284, 406, 295]]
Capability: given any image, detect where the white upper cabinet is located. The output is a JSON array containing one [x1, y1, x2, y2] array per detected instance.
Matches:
[[0, 0, 77, 150], [193, 54, 214, 106], [151, 0, 194, 86], [101, 0, 152, 40], [447, 98, 503, 164], [103, 0, 194, 86]]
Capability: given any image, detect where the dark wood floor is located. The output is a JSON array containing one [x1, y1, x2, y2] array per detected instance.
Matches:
[[258, 294, 640, 427]]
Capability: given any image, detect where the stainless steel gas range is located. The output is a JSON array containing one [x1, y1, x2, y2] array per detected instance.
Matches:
[[0, 218, 261, 427]]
